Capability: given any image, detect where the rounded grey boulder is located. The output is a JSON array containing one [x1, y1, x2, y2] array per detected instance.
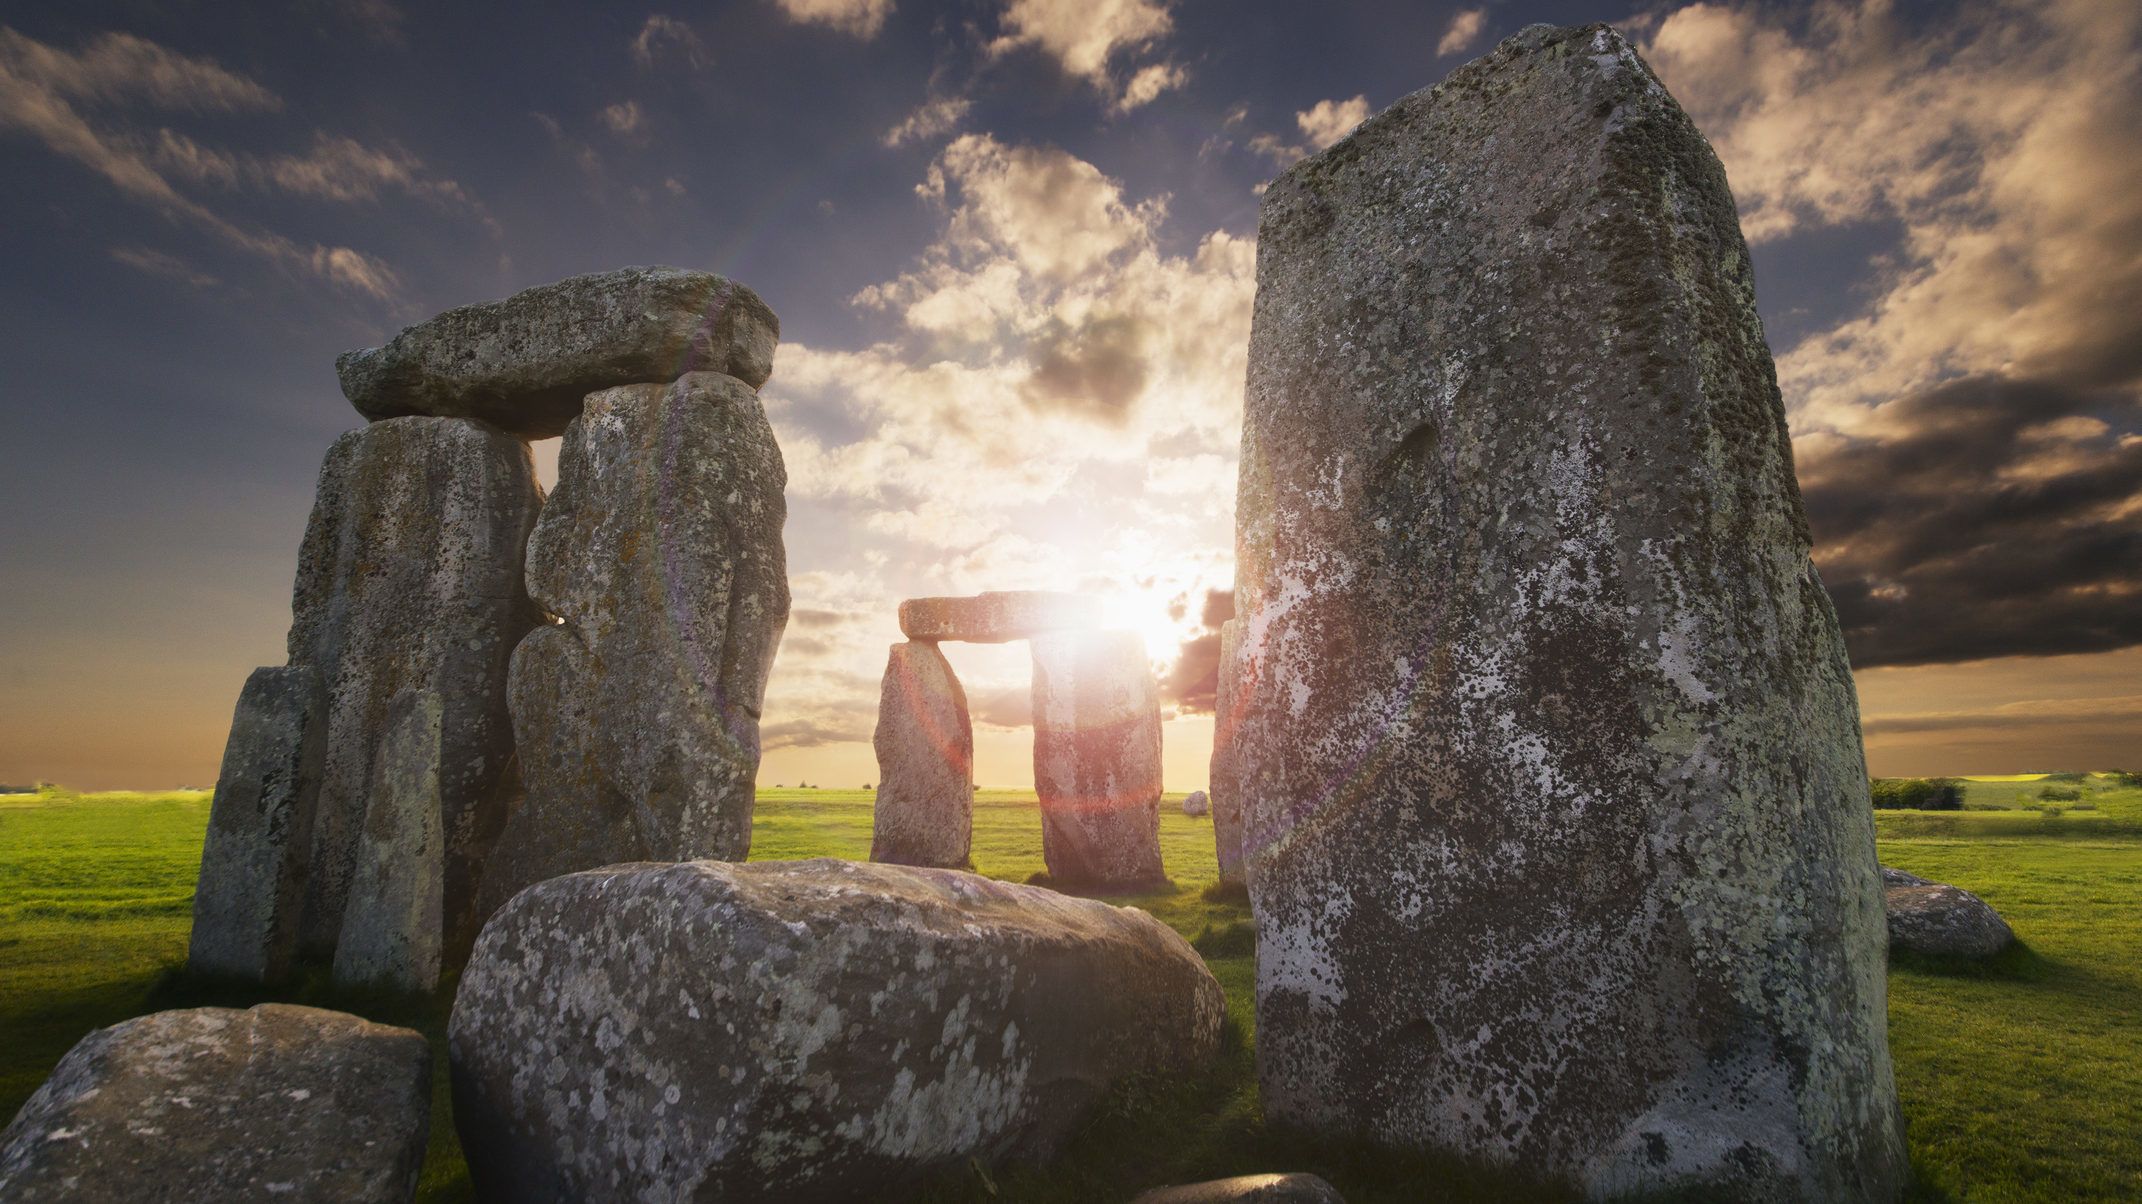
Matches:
[[1886, 883, 2016, 959], [1183, 789, 1210, 817]]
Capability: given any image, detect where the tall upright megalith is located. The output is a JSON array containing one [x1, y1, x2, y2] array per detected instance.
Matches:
[[1233, 23, 1904, 1201], [480, 371, 788, 918], [871, 640, 975, 868], [1208, 619, 1246, 887], [1030, 630, 1166, 891]]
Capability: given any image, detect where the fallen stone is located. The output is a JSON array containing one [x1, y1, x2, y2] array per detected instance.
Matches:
[[1131, 1173, 1349, 1204], [0, 1004, 430, 1203], [479, 372, 787, 920], [1182, 789, 1210, 817], [290, 417, 542, 965], [871, 640, 974, 868], [899, 590, 1099, 643], [1210, 618, 1246, 887], [187, 665, 325, 984], [1031, 630, 1166, 891], [1886, 883, 2016, 959], [1232, 23, 1905, 1198], [336, 267, 780, 439], [1880, 865, 1933, 889], [450, 858, 1224, 1201], [333, 690, 445, 993]]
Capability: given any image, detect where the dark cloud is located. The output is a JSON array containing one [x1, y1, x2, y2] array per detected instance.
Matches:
[[1021, 314, 1150, 423], [1859, 695, 2142, 736], [1164, 588, 1234, 713], [967, 684, 1032, 729], [761, 714, 872, 750]]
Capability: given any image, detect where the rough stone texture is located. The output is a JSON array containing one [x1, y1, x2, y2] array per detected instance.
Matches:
[[0, 1004, 430, 1203], [188, 666, 326, 984], [1131, 1173, 1349, 1204], [480, 372, 787, 920], [899, 590, 1099, 643], [871, 640, 974, 868], [1880, 865, 1932, 889], [336, 267, 780, 439], [1182, 789, 1210, 817], [333, 690, 445, 993], [1210, 618, 1247, 887], [1030, 630, 1167, 891], [1886, 884, 2016, 959], [1232, 24, 1905, 1200], [450, 858, 1224, 1201], [290, 417, 542, 965]]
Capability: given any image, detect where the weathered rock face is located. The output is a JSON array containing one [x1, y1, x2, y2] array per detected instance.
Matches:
[[290, 416, 543, 964], [336, 267, 780, 439], [1232, 23, 1905, 1200], [1131, 1173, 1349, 1204], [333, 690, 445, 993], [188, 666, 325, 984], [1030, 630, 1167, 891], [1880, 865, 1932, 889], [899, 590, 1099, 643], [451, 859, 1224, 1201], [871, 640, 974, 868], [1182, 789, 1210, 817], [1209, 618, 1246, 887], [0, 1004, 430, 1203], [1886, 883, 2016, 959], [480, 372, 787, 919]]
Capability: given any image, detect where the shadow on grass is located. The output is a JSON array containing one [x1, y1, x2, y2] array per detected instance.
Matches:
[[1192, 919, 1256, 958], [1200, 880, 1251, 906], [1889, 939, 2050, 983], [1023, 871, 1177, 899]]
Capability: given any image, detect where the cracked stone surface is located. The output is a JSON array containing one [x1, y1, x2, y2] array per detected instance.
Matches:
[[871, 640, 974, 868], [333, 689, 445, 994], [1232, 22, 1904, 1200], [1030, 630, 1167, 892], [450, 859, 1224, 1201], [0, 1004, 430, 1203]]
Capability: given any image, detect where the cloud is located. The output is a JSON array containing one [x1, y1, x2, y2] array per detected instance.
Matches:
[[1861, 695, 2142, 737], [600, 99, 646, 141], [109, 245, 218, 288], [1114, 61, 1187, 113], [1437, 8, 1488, 57], [882, 95, 970, 148], [631, 15, 707, 68], [1250, 95, 1371, 169], [324, 0, 407, 46], [0, 27, 279, 112], [989, 0, 1185, 111], [774, 0, 894, 39], [1162, 588, 1233, 713]]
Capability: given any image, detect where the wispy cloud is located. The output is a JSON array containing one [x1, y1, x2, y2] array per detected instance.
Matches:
[[1436, 8, 1487, 58], [882, 95, 969, 148], [774, 0, 895, 39], [1250, 94, 1370, 169], [108, 245, 219, 288], [631, 15, 707, 68], [989, 0, 1186, 112], [1861, 695, 2142, 736]]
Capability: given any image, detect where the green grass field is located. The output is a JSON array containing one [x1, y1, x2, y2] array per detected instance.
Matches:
[[3, 782, 2138, 1201]]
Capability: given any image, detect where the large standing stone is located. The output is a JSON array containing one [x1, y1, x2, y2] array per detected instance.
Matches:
[[1209, 618, 1247, 887], [0, 1004, 430, 1203], [333, 689, 445, 993], [451, 859, 1223, 1202], [899, 590, 1099, 643], [1232, 24, 1905, 1199], [336, 267, 780, 439], [871, 640, 974, 868], [188, 665, 325, 984], [479, 371, 787, 919], [1030, 630, 1166, 891], [290, 416, 542, 965]]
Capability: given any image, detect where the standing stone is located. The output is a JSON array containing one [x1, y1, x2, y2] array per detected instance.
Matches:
[[290, 416, 542, 964], [899, 590, 1099, 643], [1209, 618, 1247, 887], [188, 666, 326, 984], [1030, 630, 1166, 891], [333, 690, 445, 993], [1233, 24, 1905, 1200], [451, 859, 1224, 1201], [336, 267, 781, 439], [871, 640, 974, 868], [0, 1004, 430, 1203], [480, 371, 787, 918]]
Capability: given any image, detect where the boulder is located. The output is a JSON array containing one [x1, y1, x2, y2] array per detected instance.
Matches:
[[188, 665, 325, 984], [1210, 618, 1246, 887], [333, 689, 445, 993], [479, 372, 787, 919], [871, 640, 975, 868], [289, 416, 542, 964], [0, 1004, 430, 1203], [1131, 1174, 1348, 1204], [1030, 630, 1167, 891], [336, 267, 779, 439], [450, 859, 1224, 1201], [1880, 865, 1932, 889], [1232, 23, 1905, 1198], [1886, 883, 2016, 959], [1182, 789, 1210, 817], [899, 591, 1099, 643]]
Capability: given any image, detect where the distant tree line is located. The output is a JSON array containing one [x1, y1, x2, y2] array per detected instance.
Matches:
[[1869, 777, 1966, 810]]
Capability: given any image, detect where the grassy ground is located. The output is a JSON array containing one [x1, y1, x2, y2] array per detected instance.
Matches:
[[3, 783, 2138, 1201]]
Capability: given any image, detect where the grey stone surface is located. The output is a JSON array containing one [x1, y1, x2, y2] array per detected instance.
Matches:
[[1131, 1173, 1349, 1204], [289, 416, 542, 966], [1182, 789, 1210, 817], [480, 371, 787, 920], [1232, 23, 1905, 1200], [1880, 865, 1933, 889], [1030, 630, 1167, 891], [899, 590, 1099, 643], [1210, 618, 1247, 887], [0, 1004, 430, 1203], [333, 690, 445, 993], [871, 640, 974, 868], [1886, 883, 2016, 959], [336, 267, 780, 439], [188, 666, 325, 984], [450, 858, 1223, 1201]]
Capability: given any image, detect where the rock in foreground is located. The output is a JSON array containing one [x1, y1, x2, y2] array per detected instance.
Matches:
[[0, 1004, 429, 1203], [1131, 1174, 1348, 1204], [1887, 883, 2016, 959], [337, 267, 780, 438], [451, 858, 1224, 1202], [899, 591, 1099, 643]]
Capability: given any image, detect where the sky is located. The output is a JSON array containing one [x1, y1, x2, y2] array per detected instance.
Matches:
[[0, 0, 2137, 790]]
